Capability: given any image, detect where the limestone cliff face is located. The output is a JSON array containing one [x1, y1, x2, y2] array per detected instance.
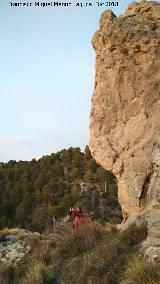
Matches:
[[89, 1, 160, 261]]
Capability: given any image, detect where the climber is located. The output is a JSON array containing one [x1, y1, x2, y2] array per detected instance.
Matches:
[[69, 207, 77, 228], [73, 207, 83, 228], [69, 207, 84, 228]]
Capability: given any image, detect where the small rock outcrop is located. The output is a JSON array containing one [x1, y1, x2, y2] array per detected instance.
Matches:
[[0, 235, 30, 264], [89, 1, 160, 262]]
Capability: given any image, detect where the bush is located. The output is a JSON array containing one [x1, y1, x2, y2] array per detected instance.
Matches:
[[56, 219, 104, 259], [57, 238, 126, 284], [118, 224, 147, 248], [120, 256, 160, 284], [78, 241, 124, 283]]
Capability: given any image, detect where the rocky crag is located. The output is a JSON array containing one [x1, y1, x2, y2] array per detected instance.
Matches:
[[89, 0, 160, 263]]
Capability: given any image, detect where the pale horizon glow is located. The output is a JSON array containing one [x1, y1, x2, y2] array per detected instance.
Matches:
[[0, 0, 147, 162]]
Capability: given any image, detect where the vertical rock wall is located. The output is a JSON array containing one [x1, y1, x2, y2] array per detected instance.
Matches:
[[89, 1, 160, 261]]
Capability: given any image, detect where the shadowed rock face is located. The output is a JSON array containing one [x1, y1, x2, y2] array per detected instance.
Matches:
[[89, 1, 160, 262]]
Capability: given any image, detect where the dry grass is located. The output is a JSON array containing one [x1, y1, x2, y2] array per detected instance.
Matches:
[[57, 238, 125, 284], [22, 235, 40, 249], [56, 219, 104, 259], [50, 222, 150, 284], [39, 244, 53, 265], [0, 229, 9, 241], [0, 263, 15, 284], [0, 222, 155, 284], [0, 228, 25, 241], [19, 241, 54, 284], [77, 241, 124, 283], [21, 261, 47, 284], [120, 256, 160, 284], [7, 228, 20, 235]]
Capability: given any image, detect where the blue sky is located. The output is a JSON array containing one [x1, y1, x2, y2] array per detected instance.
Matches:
[[0, 0, 141, 162]]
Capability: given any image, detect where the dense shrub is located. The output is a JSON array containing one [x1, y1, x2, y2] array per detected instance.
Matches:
[[49, 223, 150, 284], [56, 219, 104, 259], [75, 241, 124, 284], [118, 224, 148, 248]]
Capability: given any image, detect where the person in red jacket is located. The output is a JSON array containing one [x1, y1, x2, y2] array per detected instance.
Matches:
[[73, 207, 83, 228], [69, 207, 77, 228]]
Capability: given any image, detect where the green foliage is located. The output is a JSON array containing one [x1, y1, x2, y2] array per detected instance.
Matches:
[[96, 167, 107, 182], [0, 146, 121, 230], [70, 167, 82, 179], [84, 169, 94, 182]]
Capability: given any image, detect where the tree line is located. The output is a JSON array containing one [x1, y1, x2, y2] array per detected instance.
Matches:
[[0, 146, 122, 231]]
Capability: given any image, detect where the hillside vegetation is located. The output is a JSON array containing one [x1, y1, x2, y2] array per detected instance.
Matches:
[[1, 220, 160, 284], [0, 146, 122, 231]]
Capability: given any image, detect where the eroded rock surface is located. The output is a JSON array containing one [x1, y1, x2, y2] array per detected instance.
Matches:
[[89, 0, 160, 262], [0, 235, 30, 264]]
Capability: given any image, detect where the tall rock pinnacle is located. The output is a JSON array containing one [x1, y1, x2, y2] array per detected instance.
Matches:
[[89, 1, 160, 262]]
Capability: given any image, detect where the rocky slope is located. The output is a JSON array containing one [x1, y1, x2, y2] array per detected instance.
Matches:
[[89, 0, 160, 263], [0, 226, 66, 265]]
